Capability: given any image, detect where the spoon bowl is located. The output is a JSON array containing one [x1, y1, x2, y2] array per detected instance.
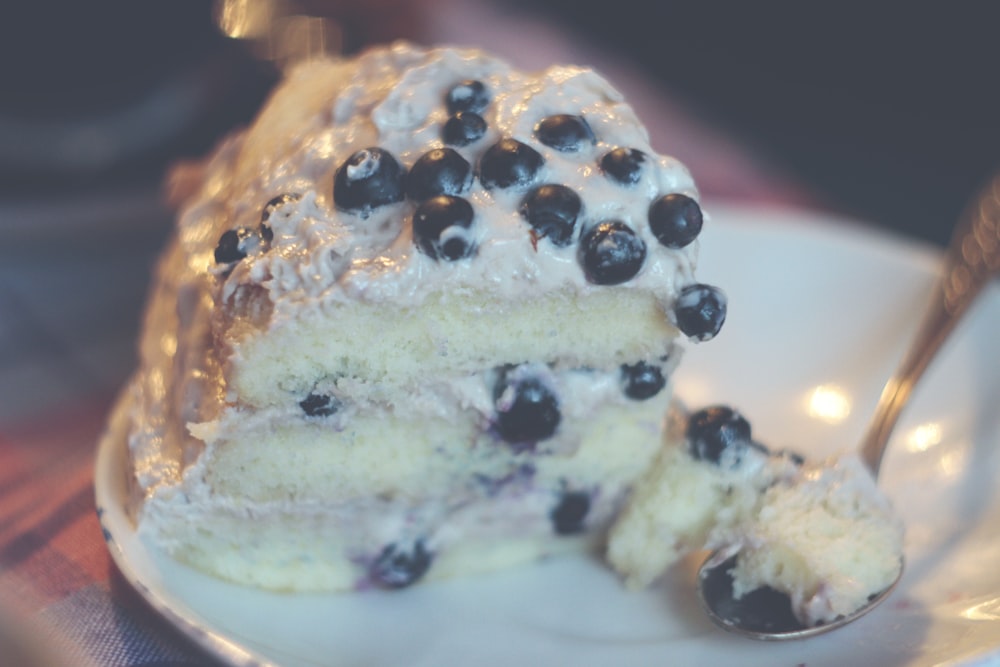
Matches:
[[697, 173, 1000, 640]]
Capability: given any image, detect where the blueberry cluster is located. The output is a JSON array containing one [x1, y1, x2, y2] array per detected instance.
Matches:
[[212, 79, 728, 341], [491, 359, 671, 452]]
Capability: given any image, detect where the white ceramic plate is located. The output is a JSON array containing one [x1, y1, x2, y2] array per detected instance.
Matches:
[[96, 203, 1000, 667]]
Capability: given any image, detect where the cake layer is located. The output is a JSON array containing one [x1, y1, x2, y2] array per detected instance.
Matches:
[[224, 289, 681, 408], [140, 395, 666, 591], [190, 393, 669, 502]]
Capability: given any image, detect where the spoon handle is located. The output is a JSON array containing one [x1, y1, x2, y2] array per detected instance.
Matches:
[[859, 174, 1000, 475]]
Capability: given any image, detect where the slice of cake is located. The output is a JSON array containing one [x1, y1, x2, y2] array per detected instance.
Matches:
[[607, 405, 905, 626], [126, 42, 727, 591]]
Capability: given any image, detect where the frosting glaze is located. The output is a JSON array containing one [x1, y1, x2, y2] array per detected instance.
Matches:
[[182, 43, 701, 317]]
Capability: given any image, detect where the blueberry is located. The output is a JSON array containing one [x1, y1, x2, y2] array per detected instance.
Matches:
[[370, 540, 432, 589], [214, 226, 269, 265], [578, 221, 646, 285], [534, 114, 596, 152], [620, 362, 666, 400], [406, 148, 473, 201], [519, 184, 582, 247], [673, 284, 727, 341], [551, 491, 590, 535], [493, 367, 561, 445], [442, 111, 487, 147], [479, 138, 544, 190], [333, 147, 405, 216], [259, 193, 300, 243], [412, 195, 476, 261], [649, 193, 703, 249], [686, 406, 755, 467], [299, 392, 340, 417], [261, 193, 301, 224], [214, 229, 246, 265], [599, 147, 646, 185], [446, 79, 490, 114]]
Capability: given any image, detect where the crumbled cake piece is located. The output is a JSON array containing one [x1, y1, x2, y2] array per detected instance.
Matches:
[[607, 405, 905, 627]]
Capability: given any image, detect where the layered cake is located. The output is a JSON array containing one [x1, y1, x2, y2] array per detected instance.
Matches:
[[123, 41, 904, 622], [126, 42, 726, 591]]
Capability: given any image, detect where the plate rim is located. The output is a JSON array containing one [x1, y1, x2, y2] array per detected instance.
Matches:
[[94, 204, 1000, 667]]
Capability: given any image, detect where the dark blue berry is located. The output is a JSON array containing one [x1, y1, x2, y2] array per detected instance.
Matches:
[[259, 193, 300, 243], [599, 148, 646, 185], [214, 226, 270, 265], [446, 79, 490, 114], [214, 229, 246, 264], [578, 221, 646, 285], [370, 540, 432, 589], [649, 193, 703, 249], [493, 367, 561, 445], [406, 148, 473, 201], [299, 393, 340, 417], [534, 114, 596, 152], [333, 147, 405, 216], [519, 184, 582, 247], [412, 195, 476, 261], [686, 406, 757, 467], [551, 491, 590, 535], [620, 362, 666, 400], [261, 193, 300, 224], [673, 284, 727, 341], [479, 138, 544, 190], [442, 112, 487, 147]]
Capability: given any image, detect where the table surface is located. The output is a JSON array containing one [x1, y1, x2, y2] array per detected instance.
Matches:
[[0, 2, 978, 665]]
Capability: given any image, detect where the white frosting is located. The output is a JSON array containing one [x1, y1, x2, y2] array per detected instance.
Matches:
[[178, 43, 702, 324]]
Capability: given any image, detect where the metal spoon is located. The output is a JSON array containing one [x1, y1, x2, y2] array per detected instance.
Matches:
[[698, 173, 1000, 640]]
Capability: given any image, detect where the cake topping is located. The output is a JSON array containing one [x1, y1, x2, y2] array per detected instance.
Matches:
[[412, 195, 476, 261], [551, 491, 591, 535], [370, 540, 433, 589], [333, 147, 406, 216], [519, 184, 582, 247], [493, 365, 561, 445], [534, 114, 596, 153], [578, 221, 647, 285], [406, 148, 474, 201], [620, 361, 666, 400], [686, 405, 762, 467], [478, 138, 545, 189], [445, 79, 490, 114], [649, 193, 703, 249], [673, 284, 727, 341], [599, 148, 646, 186], [442, 111, 487, 146]]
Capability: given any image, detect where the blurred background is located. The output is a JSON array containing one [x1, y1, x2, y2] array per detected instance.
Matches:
[[1, 0, 998, 419]]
